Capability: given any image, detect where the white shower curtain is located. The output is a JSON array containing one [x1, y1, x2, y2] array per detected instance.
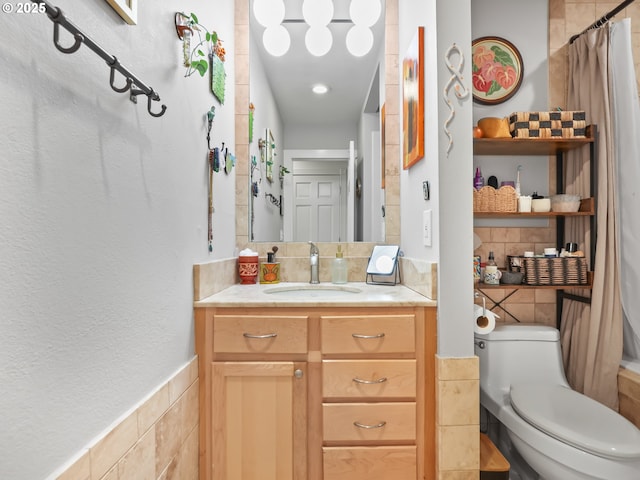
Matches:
[[611, 19, 640, 361]]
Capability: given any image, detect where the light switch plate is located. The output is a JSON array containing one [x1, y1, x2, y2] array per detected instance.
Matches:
[[423, 209, 432, 246]]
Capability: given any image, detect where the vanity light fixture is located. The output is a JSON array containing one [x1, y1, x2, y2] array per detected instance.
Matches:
[[302, 0, 334, 27], [345, 0, 380, 57], [346, 24, 374, 57], [303, 0, 334, 56], [255, 0, 290, 56], [312, 84, 329, 94], [349, 0, 381, 27], [263, 24, 291, 56], [253, 0, 285, 27], [306, 26, 333, 57]]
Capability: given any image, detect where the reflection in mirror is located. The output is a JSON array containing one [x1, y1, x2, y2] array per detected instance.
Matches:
[[248, 0, 386, 243]]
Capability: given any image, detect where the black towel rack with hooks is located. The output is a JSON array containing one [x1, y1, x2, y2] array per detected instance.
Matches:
[[30, 0, 167, 118]]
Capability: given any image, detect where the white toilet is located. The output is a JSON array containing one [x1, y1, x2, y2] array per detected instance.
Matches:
[[475, 323, 640, 480]]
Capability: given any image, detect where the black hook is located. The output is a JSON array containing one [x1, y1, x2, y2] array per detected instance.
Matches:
[[146, 90, 167, 118], [52, 14, 83, 54], [108, 59, 132, 93]]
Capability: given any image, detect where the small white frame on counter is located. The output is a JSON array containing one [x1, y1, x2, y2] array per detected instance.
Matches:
[[106, 0, 137, 25]]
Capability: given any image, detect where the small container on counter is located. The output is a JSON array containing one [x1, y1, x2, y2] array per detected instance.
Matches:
[[238, 249, 259, 284], [260, 246, 281, 284]]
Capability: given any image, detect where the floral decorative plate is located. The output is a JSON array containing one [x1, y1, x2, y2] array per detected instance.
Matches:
[[472, 36, 523, 105]]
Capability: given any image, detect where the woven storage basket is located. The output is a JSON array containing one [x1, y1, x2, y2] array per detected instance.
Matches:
[[508, 111, 586, 138], [521, 257, 588, 286], [473, 185, 517, 213]]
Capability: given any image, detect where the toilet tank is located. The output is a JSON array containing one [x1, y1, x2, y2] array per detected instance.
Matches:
[[475, 324, 569, 394]]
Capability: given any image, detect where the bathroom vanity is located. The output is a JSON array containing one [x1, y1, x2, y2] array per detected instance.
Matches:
[[194, 283, 437, 480]]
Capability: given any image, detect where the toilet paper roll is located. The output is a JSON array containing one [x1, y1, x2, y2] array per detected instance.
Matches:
[[474, 305, 497, 334]]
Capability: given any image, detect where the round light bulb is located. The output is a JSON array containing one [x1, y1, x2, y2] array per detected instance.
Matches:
[[349, 0, 381, 27], [346, 25, 373, 57], [305, 26, 333, 57], [302, 0, 334, 27], [263, 25, 291, 56], [253, 0, 285, 27]]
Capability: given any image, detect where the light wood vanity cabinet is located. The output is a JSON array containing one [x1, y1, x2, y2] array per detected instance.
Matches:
[[195, 306, 436, 480]]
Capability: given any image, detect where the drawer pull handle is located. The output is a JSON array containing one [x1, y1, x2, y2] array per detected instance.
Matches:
[[354, 420, 387, 429], [242, 332, 278, 339], [351, 333, 385, 339], [353, 376, 388, 385]]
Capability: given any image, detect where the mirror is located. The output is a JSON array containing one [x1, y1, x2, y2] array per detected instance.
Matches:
[[235, 0, 400, 247]]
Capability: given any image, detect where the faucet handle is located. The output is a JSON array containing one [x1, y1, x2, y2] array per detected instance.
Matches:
[[309, 241, 319, 255]]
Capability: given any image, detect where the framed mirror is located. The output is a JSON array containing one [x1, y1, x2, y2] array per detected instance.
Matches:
[[235, 0, 400, 247]]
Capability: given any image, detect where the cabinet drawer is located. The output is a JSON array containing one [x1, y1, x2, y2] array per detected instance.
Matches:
[[323, 360, 416, 399], [323, 402, 416, 442], [213, 315, 308, 354], [321, 315, 415, 354], [323, 446, 416, 480]]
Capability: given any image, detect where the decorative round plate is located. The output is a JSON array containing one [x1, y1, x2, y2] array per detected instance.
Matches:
[[472, 36, 523, 105]]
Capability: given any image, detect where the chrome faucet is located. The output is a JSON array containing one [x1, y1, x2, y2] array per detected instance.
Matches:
[[309, 241, 319, 284]]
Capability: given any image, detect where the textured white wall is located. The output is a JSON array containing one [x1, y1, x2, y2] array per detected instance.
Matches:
[[0, 1, 235, 478]]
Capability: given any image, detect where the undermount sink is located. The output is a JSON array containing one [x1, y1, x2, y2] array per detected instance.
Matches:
[[263, 285, 362, 297]]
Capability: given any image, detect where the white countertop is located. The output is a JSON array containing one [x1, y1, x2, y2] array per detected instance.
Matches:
[[194, 282, 436, 308]]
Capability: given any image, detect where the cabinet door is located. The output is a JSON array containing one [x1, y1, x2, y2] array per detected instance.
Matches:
[[212, 362, 307, 480]]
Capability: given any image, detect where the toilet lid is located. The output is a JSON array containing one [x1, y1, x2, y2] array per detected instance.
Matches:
[[510, 384, 640, 459]]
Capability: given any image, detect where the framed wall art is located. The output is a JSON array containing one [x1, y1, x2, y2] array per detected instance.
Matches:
[[402, 26, 424, 170], [106, 0, 137, 25], [472, 36, 523, 105]]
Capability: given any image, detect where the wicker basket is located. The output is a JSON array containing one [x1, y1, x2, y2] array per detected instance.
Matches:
[[519, 256, 588, 286], [473, 185, 517, 213], [508, 111, 586, 138]]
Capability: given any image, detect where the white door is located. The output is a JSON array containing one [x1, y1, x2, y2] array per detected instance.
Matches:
[[292, 174, 342, 242]]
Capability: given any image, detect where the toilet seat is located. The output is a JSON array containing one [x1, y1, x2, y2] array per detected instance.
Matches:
[[510, 384, 640, 460]]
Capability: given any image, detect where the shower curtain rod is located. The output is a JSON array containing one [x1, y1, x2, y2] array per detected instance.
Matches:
[[569, 0, 636, 43]]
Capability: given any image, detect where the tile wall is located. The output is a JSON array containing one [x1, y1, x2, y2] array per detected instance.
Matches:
[[54, 358, 199, 480], [435, 356, 480, 480], [619, 367, 640, 428], [475, 0, 640, 326]]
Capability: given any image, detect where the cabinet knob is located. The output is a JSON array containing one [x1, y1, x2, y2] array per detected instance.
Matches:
[[294, 369, 303, 379]]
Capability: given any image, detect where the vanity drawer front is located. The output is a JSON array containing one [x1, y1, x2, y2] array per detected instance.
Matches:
[[323, 402, 416, 442], [323, 446, 417, 480], [323, 360, 416, 399], [213, 315, 308, 354], [321, 315, 415, 354]]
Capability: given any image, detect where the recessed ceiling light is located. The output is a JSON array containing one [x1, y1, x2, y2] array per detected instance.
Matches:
[[312, 84, 329, 94]]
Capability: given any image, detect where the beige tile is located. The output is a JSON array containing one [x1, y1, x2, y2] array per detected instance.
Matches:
[[437, 379, 480, 426], [501, 303, 535, 323], [490, 228, 520, 243], [504, 289, 535, 304], [56, 450, 90, 480], [438, 470, 480, 480], [159, 424, 199, 480], [118, 426, 156, 480], [155, 394, 184, 475], [550, 0, 566, 19], [138, 383, 170, 435], [90, 413, 139, 480], [619, 368, 640, 401], [97, 465, 118, 480], [566, 3, 596, 38], [437, 425, 480, 471], [437, 357, 479, 381], [534, 303, 557, 326], [169, 358, 199, 405]]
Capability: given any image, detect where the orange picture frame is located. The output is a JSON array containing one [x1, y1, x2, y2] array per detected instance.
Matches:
[[402, 26, 424, 170]]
